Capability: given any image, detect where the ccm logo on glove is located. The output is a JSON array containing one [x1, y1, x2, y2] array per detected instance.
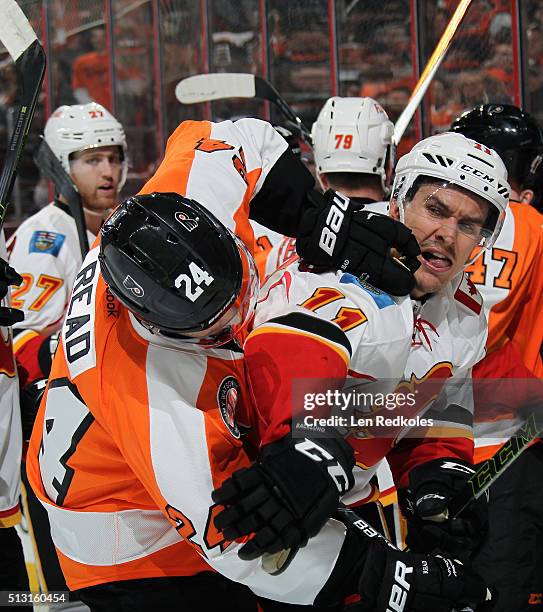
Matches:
[[318, 191, 349, 256], [295, 438, 351, 494]]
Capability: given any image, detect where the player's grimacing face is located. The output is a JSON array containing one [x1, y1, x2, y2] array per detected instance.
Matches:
[[390, 183, 490, 298], [69, 145, 123, 211]]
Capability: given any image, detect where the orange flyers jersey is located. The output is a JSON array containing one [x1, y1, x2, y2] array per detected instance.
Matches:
[[251, 220, 286, 279], [466, 203, 543, 460], [0, 231, 22, 527], [26, 247, 348, 604], [466, 202, 543, 376], [246, 262, 413, 504], [138, 117, 289, 254]]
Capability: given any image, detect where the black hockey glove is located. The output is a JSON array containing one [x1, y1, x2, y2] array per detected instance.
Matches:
[[212, 436, 355, 560], [20, 378, 47, 441], [0, 258, 24, 326], [399, 458, 488, 556], [295, 190, 421, 296], [356, 537, 492, 612]]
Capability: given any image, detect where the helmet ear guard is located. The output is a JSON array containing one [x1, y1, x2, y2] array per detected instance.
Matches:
[[99, 192, 259, 347]]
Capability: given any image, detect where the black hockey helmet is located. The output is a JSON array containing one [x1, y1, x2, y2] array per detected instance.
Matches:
[[99, 192, 259, 344], [450, 104, 543, 186]]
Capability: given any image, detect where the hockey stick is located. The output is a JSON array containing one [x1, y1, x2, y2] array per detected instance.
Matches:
[[449, 411, 543, 518], [0, 0, 46, 228], [393, 0, 473, 145], [175, 73, 312, 145], [34, 137, 89, 258]]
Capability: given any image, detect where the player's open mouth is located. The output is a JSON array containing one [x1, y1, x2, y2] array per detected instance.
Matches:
[[98, 185, 114, 192], [420, 248, 453, 272]]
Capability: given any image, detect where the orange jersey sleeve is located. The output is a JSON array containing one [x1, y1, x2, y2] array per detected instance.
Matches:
[[138, 118, 314, 255], [466, 203, 543, 376]]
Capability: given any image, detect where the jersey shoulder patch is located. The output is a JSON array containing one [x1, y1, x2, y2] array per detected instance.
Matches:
[[454, 273, 483, 315], [29, 230, 66, 257], [339, 273, 395, 309]]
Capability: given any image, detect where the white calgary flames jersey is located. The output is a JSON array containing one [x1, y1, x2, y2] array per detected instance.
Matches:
[[8, 202, 96, 336], [261, 199, 487, 488], [0, 231, 22, 527], [249, 263, 414, 504]]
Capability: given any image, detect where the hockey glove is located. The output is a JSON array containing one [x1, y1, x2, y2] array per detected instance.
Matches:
[[357, 538, 492, 612], [295, 190, 421, 296], [212, 436, 355, 560], [0, 258, 24, 327], [20, 378, 47, 441], [399, 458, 488, 556]]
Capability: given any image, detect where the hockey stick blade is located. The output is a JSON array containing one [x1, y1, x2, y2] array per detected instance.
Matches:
[[176, 73, 312, 145], [0, 0, 46, 227], [176, 73, 256, 103], [448, 411, 543, 518], [34, 138, 89, 258]]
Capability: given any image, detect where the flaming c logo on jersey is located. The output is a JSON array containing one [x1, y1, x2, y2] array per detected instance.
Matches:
[[195, 138, 235, 153], [0, 328, 16, 378], [217, 376, 241, 439]]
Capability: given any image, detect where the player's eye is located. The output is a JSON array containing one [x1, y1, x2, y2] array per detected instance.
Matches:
[[425, 203, 445, 218]]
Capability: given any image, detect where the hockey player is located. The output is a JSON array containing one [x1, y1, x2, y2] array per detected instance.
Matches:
[[21, 115, 422, 609], [0, 249, 31, 606], [258, 96, 394, 280], [214, 132, 511, 586], [9, 102, 127, 386], [26, 192, 490, 612], [312, 96, 393, 201], [8, 102, 127, 603], [451, 104, 543, 611]]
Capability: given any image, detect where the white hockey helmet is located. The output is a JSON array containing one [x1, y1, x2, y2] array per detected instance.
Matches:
[[311, 96, 394, 188], [44, 103, 128, 191], [391, 132, 510, 253]]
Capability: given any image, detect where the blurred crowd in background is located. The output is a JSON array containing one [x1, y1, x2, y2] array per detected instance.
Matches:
[[0, 0, 542, 231]]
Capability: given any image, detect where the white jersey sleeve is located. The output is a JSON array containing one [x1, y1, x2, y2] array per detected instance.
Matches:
[[8, 204, 94, 335], [0, 231, 22, 526]]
